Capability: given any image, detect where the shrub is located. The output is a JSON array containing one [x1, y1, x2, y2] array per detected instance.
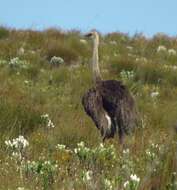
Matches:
[[43, 39, 78, 64], [0, 98, 42, 139], [25, 160, 58, 190], [0, 26, 9, 39], [44, 28, 65, 39], [50, 56, 64, 66], [135, 63, 165, 85], [9, 57, 29, 69], [110, 56, 137, 74]]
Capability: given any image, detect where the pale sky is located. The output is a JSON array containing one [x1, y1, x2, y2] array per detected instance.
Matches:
[[0, 0, 177, 36]]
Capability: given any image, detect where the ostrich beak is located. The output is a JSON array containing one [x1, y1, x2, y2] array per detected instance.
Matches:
[[84, 32, 93, 38]]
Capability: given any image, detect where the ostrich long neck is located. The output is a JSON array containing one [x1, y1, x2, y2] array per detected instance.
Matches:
[[92, 35, 102, 84]]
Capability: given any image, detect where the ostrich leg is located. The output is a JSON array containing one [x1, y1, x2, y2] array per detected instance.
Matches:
[[114, 119, 125, 144]]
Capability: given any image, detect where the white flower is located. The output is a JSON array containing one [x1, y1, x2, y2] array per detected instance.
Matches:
[[9, 57, 20, 66], [12, 152, 20, 158], [47, 119, 55, 128], [24, 80, 30, 85], [99, 143, 104, 148], [157, 45, 167, 52], [168, 49, 176, 56], [41, 114, 55, 128], [104, 178, 113, 189], [41, 114, 49, 119], [5, 135, 29, 149], [5, 140, 12, 147], [78, 141, 85, 147], [145, 149, 156, 159], [146, 150, 151, 156], [123, 148, 130, 154], [50, 56, 64, 65], [80, 39, 87, 44], [130, 174, 140, 182], [9, 57, 28, 69], [151, 91, 159, 98], [120, 70, 135, 81], [74, 148, 78, 154], [17, 187, 25, 190], [56, 144, 66, 150], [83, 170, 92, 182], [172, 66, 177, 70], [44, 160, 51, 165], [123, 180, 129, 188], [5, 135, 29, 161], [18, 135, 29, 148]]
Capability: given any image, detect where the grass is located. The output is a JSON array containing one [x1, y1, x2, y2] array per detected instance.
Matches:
[[0, 27, 176, 190]]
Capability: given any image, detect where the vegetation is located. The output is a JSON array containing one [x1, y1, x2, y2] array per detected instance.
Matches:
[[0, 27, 176, 190]]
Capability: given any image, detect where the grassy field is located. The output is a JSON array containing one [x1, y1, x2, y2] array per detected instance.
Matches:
[[0, 27, 176, 190]]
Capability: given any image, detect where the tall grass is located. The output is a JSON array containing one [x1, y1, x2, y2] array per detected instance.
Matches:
[[0, 27, 176, 189]]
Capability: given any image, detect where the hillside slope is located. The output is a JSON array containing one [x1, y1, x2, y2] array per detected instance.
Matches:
[[0, 27, 176, 190]]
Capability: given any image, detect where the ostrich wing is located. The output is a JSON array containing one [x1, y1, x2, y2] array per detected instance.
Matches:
[[98, 80, 138, 134], [82, 88, 115, 139]]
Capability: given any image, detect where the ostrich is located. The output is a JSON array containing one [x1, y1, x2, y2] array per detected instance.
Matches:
[[82, 30, 138, 143]]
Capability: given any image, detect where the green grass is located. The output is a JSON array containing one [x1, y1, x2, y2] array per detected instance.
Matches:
[[0, 27, 176, 190]]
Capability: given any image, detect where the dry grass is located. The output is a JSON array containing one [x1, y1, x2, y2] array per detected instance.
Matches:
[[0, 27, 176, 190]]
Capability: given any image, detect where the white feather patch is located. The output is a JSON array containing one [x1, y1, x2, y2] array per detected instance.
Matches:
[[105, 113, 112, 129]]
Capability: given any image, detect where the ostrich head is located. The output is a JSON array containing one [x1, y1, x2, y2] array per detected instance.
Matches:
[[85, 30, 99, 44]]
